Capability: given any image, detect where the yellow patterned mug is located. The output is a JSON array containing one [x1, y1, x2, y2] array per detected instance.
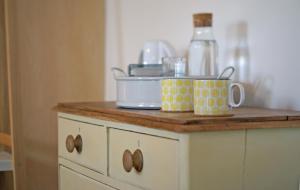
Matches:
[[161, 78, 193, 112], [193, 80, 245, 116]]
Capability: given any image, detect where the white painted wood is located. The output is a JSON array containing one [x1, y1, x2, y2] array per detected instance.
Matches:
[[0, 151, 12, 171], [178, 134, 190, 190], [109, 128, 179, 190], [59, 166, 116, 190], [58, 112, 180, 140], [59, 158, 142, 190], [58, 118, 107, 174], [187, 131, 246, 190], [58, 113, 300, 190], [244, 128, 300, 190]]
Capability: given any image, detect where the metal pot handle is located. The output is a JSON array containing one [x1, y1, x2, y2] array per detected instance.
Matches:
[[217, 66, 235, 79], [111, 67, 127, 79]]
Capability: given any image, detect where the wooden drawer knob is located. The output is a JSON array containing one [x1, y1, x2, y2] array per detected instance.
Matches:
[[74, 135, 83, 153], [122, 149, 144, 173], [65, 135, 82, 153], [133, 149, 143, 172], [66, 135, 75, 153], [123, 149, 133, 172]]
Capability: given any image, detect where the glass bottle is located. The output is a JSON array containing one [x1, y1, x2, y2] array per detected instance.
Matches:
[[188, 13, 218, 76]]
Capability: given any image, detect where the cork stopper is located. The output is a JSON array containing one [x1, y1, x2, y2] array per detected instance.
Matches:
[[193, 13, 213, 27]]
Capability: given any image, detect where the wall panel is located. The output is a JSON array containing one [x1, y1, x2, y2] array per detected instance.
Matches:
[[5, 0, 105, 189], [0, 0, 8, 136]]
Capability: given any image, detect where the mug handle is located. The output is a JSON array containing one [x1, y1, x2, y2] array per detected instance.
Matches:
[[229, 83, 245, 107]]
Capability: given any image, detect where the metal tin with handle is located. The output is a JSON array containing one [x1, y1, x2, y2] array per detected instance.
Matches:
[[111, 67, 162, 109]]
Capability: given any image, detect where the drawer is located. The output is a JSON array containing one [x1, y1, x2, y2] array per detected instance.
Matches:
[[58, 118, 107, 174], [59, 166, 116, 190], [109, 128, 179, 190]]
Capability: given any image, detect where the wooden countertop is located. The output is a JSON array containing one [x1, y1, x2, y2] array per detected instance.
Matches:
[[54, 102, 300, 133]]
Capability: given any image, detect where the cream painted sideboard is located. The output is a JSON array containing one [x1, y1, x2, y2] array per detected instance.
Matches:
[[56, 102, 300, 190]]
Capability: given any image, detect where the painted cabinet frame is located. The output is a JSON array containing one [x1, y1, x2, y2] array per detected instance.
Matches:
[[58, 113, 300, 190]]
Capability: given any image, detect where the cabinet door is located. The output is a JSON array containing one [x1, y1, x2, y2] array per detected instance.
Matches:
[[59, 166, 116, 190], [245, 128, 300, 190]]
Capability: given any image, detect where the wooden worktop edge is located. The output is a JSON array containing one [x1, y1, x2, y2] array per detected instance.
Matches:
[[54, 103, 295, 125], [54, 106, 300, 133], [55, 103, 190, 125]]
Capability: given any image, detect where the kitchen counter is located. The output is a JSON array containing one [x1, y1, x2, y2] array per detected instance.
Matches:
[[56, 101, 300, 190], [54, 101, 300, 132]]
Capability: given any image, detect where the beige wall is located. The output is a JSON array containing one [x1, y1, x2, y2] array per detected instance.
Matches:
[[105, 0, 300, 110], [5, 0, 105, 189]]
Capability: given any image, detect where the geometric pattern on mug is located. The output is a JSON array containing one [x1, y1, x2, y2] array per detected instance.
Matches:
[[193, 80, 229, 115], [161, 79, 194, 111]]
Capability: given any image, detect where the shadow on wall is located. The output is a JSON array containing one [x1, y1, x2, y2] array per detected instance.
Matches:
[[225, 21, 273, 107], [251, 76, 274, 107]]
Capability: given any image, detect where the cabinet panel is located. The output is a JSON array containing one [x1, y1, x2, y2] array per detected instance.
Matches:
[[58, 118, 107, 174], [188, 130, 245, 190], [109, 128, 179, 190], [59, 166, 115, 190], [245, 128, 300, 190]]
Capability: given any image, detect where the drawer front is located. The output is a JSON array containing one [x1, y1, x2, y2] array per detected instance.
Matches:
[[58, 118, 107, 173], [59, 166, 116, 190], [109, 128, 179, 190]]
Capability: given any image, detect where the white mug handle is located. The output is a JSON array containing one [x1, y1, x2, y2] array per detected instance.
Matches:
[[229, 83, 245, 107]]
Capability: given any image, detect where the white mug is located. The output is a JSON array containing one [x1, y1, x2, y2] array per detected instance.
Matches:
[[142, 40, 175, 64]]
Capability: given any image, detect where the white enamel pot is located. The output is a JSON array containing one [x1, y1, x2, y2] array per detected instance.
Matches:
[[111, 67, 162, 109]]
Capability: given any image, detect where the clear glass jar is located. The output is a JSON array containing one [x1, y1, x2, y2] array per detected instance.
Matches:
[[188, 13, 218, 76]]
